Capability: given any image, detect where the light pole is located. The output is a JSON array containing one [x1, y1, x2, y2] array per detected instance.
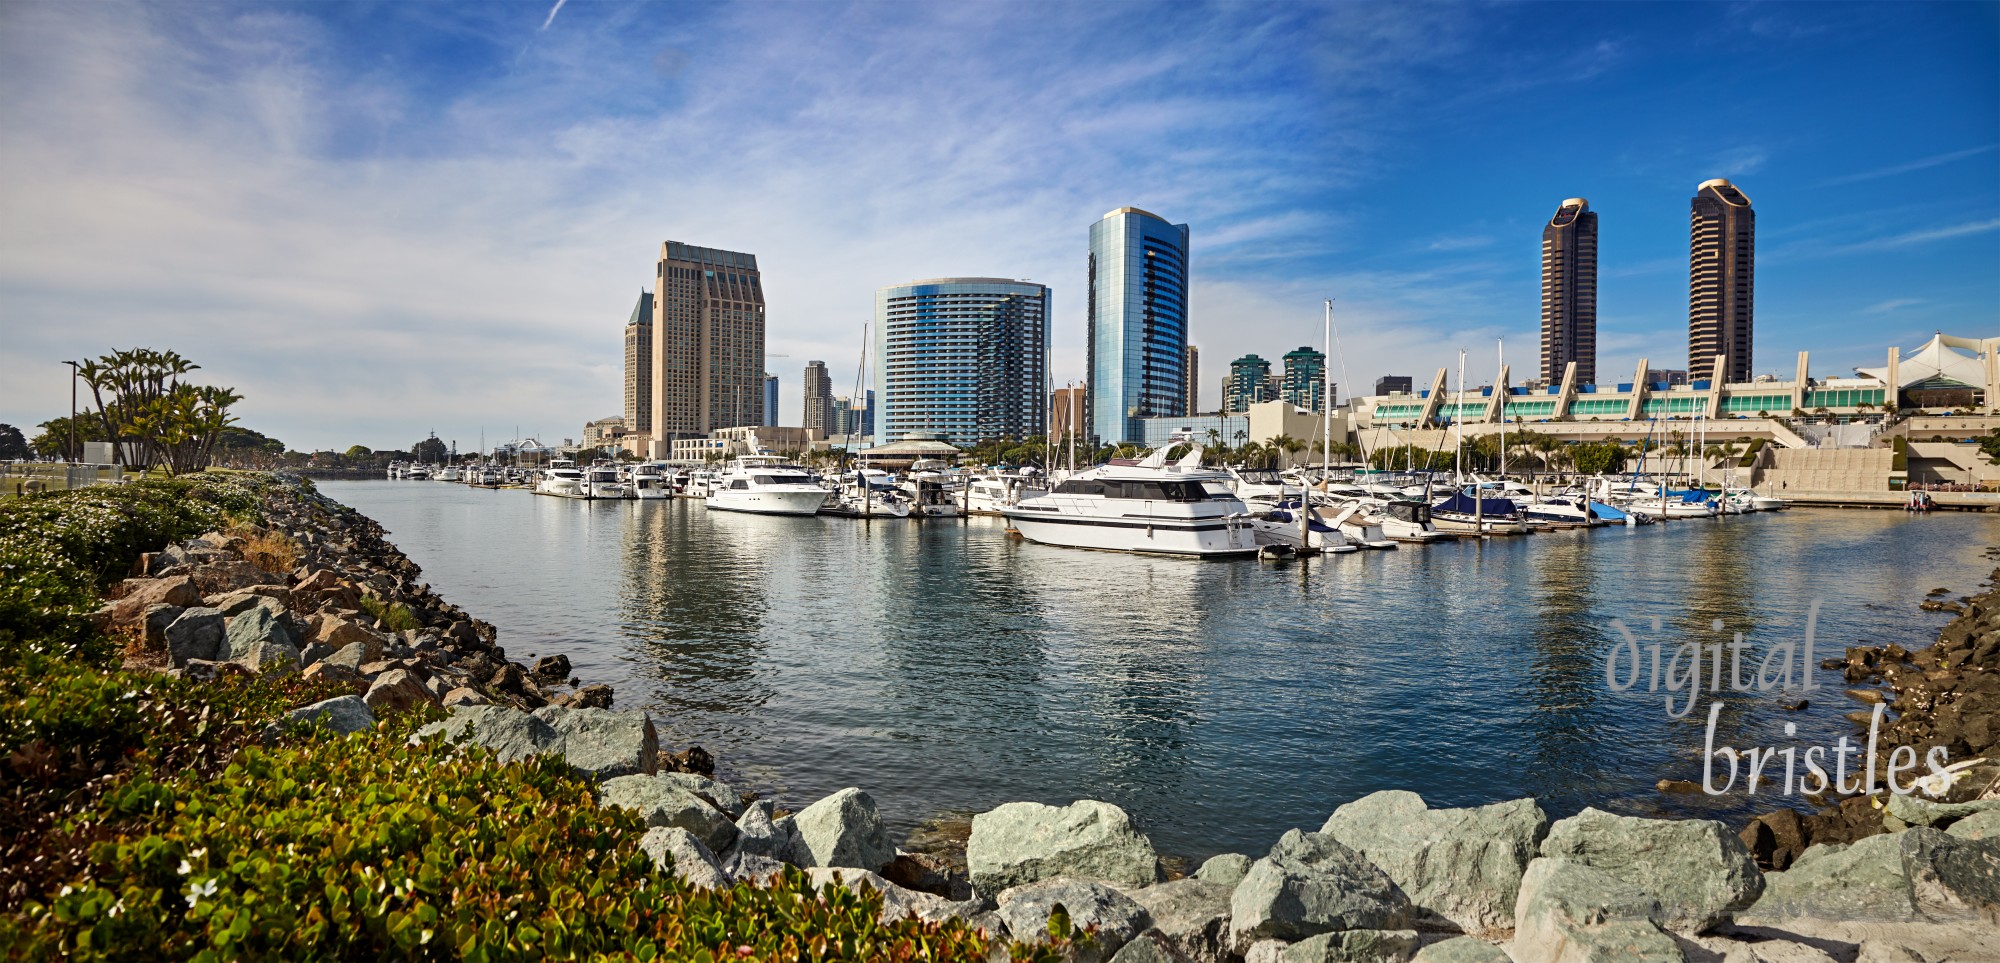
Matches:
[[63, 360, 79, 463]]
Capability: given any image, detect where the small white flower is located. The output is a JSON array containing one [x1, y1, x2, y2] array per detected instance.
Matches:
[[177, 860, 191, 876]]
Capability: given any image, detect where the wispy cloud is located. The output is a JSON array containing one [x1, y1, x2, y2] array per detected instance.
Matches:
[[540, 0, 566, 31], [1835, 218, 2000, 254], [1819, 144, 1999, 187], [1425, 235, 1495, 253], [1863, 298, 1924, 314]]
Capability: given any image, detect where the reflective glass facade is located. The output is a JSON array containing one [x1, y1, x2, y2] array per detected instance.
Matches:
[[1088, 208, 1190, 444], [874, 278, 1050, 444]]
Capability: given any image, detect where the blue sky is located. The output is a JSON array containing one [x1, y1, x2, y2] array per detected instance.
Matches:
[[1, 1, 1994, 451]]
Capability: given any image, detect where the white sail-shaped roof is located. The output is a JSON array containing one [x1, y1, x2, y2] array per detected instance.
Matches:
[[1857, 332, 1998, 389]]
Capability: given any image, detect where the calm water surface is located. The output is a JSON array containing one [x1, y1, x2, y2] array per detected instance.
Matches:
[[320, 480, 1998, 859]]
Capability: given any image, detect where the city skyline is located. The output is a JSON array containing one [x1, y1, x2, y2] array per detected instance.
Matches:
[[0, 2, 1993, 451]]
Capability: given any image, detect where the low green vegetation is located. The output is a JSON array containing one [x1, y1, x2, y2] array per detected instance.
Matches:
[[359, 595, 423, 634], [2, 475, 1052, 961]]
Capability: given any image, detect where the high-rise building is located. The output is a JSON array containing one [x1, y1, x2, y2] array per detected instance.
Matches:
[[1050, 385, 1088, 443], [1088, 207, 1189, 444], [875, 278, 1050, 444], [803, 361, 834, 437], [1541, 197, 1598, 385], [762, 373, 779, 427], [622, 289, 653, 442], [1227, 354, 1272, 413], [1375, 375, 1414, 396], [650, 242, 765, 453], [1281, 345, 1328, 412], [1689, 179, 1755, 384], [1184, 345, 1201, 416]]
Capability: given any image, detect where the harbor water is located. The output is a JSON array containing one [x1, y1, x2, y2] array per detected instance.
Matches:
[[319, 480, 1998, 860]]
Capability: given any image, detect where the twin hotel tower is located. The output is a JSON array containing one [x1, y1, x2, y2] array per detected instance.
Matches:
[[609, 180, 1756, 458]]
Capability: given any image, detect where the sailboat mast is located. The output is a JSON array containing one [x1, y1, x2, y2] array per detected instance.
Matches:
[[1497, 338, 1506, 478], [1321, 299, 1332, 490]]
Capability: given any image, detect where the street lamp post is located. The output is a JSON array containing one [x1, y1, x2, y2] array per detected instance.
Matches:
[[62, 360, 79, 464]]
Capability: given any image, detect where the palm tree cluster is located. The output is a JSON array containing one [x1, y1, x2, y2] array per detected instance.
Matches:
[[73, 348, 243, 474]]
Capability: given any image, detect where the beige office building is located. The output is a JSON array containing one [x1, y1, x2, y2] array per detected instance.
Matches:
[[622, 290, 653, 452], [649, 242, 766, 458]]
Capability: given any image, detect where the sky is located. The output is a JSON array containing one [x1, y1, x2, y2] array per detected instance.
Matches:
[[1, 0, 1995, 453]]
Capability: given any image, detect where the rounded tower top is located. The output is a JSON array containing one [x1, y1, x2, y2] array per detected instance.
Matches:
[[1561, 197, 1590, 209], [1697, 179, 1753, 206]]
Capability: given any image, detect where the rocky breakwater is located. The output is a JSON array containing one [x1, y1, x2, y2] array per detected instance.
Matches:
[[92, 474, 620, 723]]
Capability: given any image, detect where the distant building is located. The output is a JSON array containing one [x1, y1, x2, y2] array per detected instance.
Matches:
[[803, 361, 834, 437], [1281, 345, 1328, 412], [1050, 385, 1088, 444], [1136, 400, 1345, 452], [1184, 345, 1201, 415], [1541, 197, 1598, 385], [1088, 207, 1190, 444], [623, 290, 653, 446], [1689, 178, 1755, 383], [582, 416, 626, 451], [762, 373, 779, 427], [1375, 375, 1414, 396], [829, 390, 874, 441], [650, 242, 765, 456], [875, 278, 1050, 444], [1646, 368, 1690, 387], [1226, 354, 1273, 413], [667, 425, 825, 463]]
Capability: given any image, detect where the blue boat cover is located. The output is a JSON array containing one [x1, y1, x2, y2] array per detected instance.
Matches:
[[1432, 493, 1519, 516]]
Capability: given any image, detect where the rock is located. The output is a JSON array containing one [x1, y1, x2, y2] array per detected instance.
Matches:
[[649, 771, 742, 818], [416, 705, 561, 764], [222, 606, 296, 661], [300, 661, 362, 688], [572, 683, 614, 709], [1853, 942, 1925, 963], [190, 559, 279, 596], [1947, 810, 2000, 840], [882, 851, 971, 901], [1410, 937, 1512, 962], [298, 641, 334, 667], [1883, 792, 2000, 831], [1229, 829, 1413, 949], [235, 639, 301, 676], [313, 616, 383, 660], [1656, 780, 1703, 795], [1125, 878, 1232, 963], [278, 694, 376, 734], [1278, 930, 1420, 962], [997, 877, 1151, 955], [1739, 808, 1810, 871], [1510, 858, 1681, 963], [182, 659, 249, 683], [1109, 931, 1195, 963], [793, 787, 894, 872], [598, 774, 740, 853], [111, 576, 201, 625], [1244, 941, 1289, 963], [163, 607, 224, 666], [441, 686, 489, 708], [1195, 853, 1254, 889], [724, 851, 789, 884], [1540, 807, 1762, 933], [734, 799, 805, 865], [1714, 941, 1839, 963], [1322, 790, 1547, 935], [364, 669, 439, 716], [293, 569, 361, 611], [206, 585, 291, 616], [659, 744, 715, 776], [805, 867, 992, 928], [1899, 826, 2000, 921], [968, 800, 1164, 894], [531, 706, 657, 779], [531, 654, 571, 682], [638, 826, 731, 890], [140, 603, 184, 649], [1741, 832, 1917, 922]]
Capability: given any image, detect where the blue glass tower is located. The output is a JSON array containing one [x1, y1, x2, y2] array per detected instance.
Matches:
[[874, 278, 1051, 444], [1088, 207, 1190, 445]]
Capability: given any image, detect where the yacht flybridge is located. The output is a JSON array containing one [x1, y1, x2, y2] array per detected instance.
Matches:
[[706, 455, 827, 516], [1000, 445, 1258, 558]]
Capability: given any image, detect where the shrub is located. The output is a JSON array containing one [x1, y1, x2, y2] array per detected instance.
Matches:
[[359, 596, 422, 634]]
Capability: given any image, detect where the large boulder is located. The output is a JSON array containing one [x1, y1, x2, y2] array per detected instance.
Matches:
[[235, 639, 301, 676], [1107, 931, 1194, 963], [164, 607, 224, 666], [1229, 829, 1413, 950], [206, 585, 291, 616], [531, 706, 657, 779], [651, 772, 742, 818], [190, 559, 280, 596], [313, 616, 384, 662], [996, 877, 1151, 956], [1195, 853, 1254, 889], [416, 705, 561, 763], [638, 826, 732, 890], [1410, 937, 1512, 962], [1948, 810, 2000, 841], [1511, 857, 1683, 963], [111, 576, 202, 625], [1900, 826, 2000, 922], [733, 799, 804, 864], [793, 787, 894, 871], [1278, 930, 1421, 962], [1540, 807, 1762, 933], [277, 695, 376, 734], [1883, 792, 2000, 832], [365, 669, 440, 716], [1322, 790, 1548, 935], [968, 800, 1164, 895], [806, 867, 996, 930], [1741, 832, 1917, 922], [223, 606, 297, 661], [1126, 878, 1234, 963], [598, 774, 739, 853], [140, 603, 184, 649]]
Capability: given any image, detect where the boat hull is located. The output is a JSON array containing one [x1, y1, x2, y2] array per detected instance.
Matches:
[[705, 489, 826, 516], [1002, 509, 1259, 557]]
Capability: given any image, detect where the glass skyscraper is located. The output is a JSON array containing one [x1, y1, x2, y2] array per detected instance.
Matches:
[[875, 278, 1050, 444], [1088, 207, 1190, 444]]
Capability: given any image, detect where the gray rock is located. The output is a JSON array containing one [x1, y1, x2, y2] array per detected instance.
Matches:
[[222, 605, 296, 661], [1279, 930, 1421, 963], [734, 799, 805, 865], [1884, 792, 2000, 831], [1125, 878, 1232, 963], [638, 826, 731, 890], [1229, 829, 1413, 950], [793, 787, 893, 871], [1900, 825, 2000, 921], [1947, 809, 2000, 840], [415, 705, 561, 763], [723, 851, 790, 885], [236, 639, 301, 675], [1741, 833, 1917, 922], [1410, 937, 1512, 962], [530, 706, 658, 779], [1715, 940, 1838, 963], [997, 877, 1151, 955], [653, 771, 742, 818], [1109, 931, 1194, 963], [968, 800, 1164, 895], [1244, 941, 1290, 963], [164, 606, 224, 666], [208, 589, 285, 617], [1853, 941, 1926, 963], [298, 641, 334, 667], [1322, 790, 1548, 935], [599, 774, 739, 853], [805, 867, 990, 927], [141, 602, 185, 649], [1195, 853, 1254, 889], [278, 694, 376, 734], [1510, 857, 1682, 963], [1540, 807, 1761, 933]]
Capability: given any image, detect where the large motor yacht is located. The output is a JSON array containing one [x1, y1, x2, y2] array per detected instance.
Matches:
[[1000, 445, 1258, 558], [535, 459, 585, 498], [706, 455, 827, 516], [626, 462, 672, 500]]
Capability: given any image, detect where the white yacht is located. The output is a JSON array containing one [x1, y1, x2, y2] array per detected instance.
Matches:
[[1001, 445, 1258, 558], [626, 462, 672, 500], [434, 466, 463, 483], [582, 465, 628, 500], [682, 469, 720, 499], [902, 470, 966, 518], [535, 459, 585, 498], [1246, 500, 1359, 554], [405, 465, 430, 481], [821, 470, 911, 518], [963, 469, 1046, 515], [1228, 467, 1305, 507], [706, 455, 827, 516]]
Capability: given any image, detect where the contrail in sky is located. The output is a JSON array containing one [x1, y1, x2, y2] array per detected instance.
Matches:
[[541, 0, 567, 31]]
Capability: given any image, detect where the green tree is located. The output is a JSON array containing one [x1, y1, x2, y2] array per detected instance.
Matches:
[[0, 424, 26, 460], [412, 435, 449, 463], [68, 348, 242, 472], [29, 415, 109, 461], [1979, 429, 2000, 465], [1571, 441, 1629, 475], [345, 445, 373, 459]]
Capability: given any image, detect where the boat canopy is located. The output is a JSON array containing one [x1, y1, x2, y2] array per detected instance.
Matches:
[[1432, 493, 1519, 517]]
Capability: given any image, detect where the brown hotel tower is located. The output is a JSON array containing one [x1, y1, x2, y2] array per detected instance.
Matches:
[[1688, 178, 1754, 384], [648, 242, 766, 457], [1540, 197, 1597, 385]]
